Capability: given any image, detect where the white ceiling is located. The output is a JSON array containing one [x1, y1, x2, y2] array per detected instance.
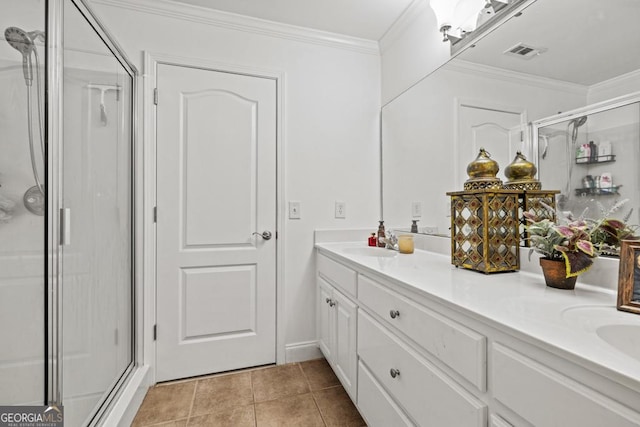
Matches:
[[458, 0, 640, 86], [167, 0, 417, 41]]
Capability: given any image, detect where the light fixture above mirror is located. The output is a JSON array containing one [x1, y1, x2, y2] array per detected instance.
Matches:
[[429, 0, 520, 50]]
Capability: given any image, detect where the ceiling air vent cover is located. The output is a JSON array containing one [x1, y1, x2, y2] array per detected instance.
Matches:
[[503, 43, 547, 60]]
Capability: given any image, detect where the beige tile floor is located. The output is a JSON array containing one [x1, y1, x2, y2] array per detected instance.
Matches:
[[132, 358, 366, 426]]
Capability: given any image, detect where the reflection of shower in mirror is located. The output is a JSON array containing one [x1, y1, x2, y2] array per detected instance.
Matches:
[[4, 26, 46, 216]]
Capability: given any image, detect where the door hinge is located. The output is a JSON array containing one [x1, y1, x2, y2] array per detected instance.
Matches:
[[153, 206, 157, 223], [153, 324, 157, 341], [276, 231, 278, 239], [153, 88, 158, 105], [520, 130, 524, 142]]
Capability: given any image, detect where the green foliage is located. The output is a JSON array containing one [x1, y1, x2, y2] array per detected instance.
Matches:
[[525, 199, 636, 278]]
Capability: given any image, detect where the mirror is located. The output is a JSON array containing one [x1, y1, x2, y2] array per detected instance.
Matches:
[[381, 0, 640, 236]]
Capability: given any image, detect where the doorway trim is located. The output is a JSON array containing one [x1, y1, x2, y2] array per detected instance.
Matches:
[[142, 51, 286, 383]]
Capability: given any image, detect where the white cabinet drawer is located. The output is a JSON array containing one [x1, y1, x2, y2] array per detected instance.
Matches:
[[358, 274, 487, 390], [358, 310, 487, 427], [318, 254, 357, 297], [358, 360, 414, 427], [493, 344, 640, 427]]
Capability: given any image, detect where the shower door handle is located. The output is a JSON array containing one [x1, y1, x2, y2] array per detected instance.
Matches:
[[60, 208, 71, 246]]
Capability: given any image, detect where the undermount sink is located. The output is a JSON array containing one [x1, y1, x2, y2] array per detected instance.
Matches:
[[596, 324, 640, 362], [342, 247, 398, 258]]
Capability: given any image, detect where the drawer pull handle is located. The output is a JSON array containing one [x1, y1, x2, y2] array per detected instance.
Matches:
[[389, 368, 400, 379], [326, 298, 336, 307], [325, 298, 331, 304], [389, 309, 400, 319]]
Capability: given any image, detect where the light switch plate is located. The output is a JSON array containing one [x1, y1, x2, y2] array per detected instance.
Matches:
[[335, 201, 346, 219], [411, 201, 422, 218], [289, 201, 301, 219]]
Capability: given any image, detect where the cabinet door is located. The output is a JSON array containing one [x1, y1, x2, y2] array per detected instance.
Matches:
[[333, 287, 358, 400], [317, 277, 334, 360]]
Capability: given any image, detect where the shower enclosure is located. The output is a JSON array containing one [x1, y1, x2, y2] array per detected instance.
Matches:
[[1, 0, 136, 425]]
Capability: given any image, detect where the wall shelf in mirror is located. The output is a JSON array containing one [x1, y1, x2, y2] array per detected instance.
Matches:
[[575, 155, 616, 165], [574, 186, 621, 197]]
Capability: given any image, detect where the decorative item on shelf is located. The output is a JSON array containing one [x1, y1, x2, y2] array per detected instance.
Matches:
[[503, 151, 541, 191], [398, 234, 415, 254], [448, 148, 520, 274], [411, 220, 419, 233], [502, 151, 560, 247], [463, 148, 502, 190], [525, 199, 637, 289], [617, 239, 640, 315], [377, 221, 386, 248], [368, 233, 377, 247], [447, 189, 520, 273]]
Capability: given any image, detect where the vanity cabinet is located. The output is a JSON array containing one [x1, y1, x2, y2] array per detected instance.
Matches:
[[316, 247, 640, 427], [316, 254, 358, 400], [492, 344, 640, 427]]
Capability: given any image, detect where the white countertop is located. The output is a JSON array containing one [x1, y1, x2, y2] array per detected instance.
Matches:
[[316, 241, 640, 392]]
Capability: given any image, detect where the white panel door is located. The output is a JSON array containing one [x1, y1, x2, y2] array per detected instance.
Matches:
[[156, 64, 276, 381]]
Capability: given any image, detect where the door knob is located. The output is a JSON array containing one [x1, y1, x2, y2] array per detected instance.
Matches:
[[389, 368, 400, 379], [253, 230, 272, 240], [389, 310, 400, 319]]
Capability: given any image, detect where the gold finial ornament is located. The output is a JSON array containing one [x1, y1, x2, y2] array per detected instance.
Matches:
[[503, 151, 541, 190], [505, 151, 536, 181], [464, 148, 502, 190]]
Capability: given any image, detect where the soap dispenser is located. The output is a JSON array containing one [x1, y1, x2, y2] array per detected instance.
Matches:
[[377, 221, 386, 247], [411, 220, 419, 233]]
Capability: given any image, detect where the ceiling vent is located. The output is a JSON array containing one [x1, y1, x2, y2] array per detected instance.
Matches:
[[503, 43, 547, 60]]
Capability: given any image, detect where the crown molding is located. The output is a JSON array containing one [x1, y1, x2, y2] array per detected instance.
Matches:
[[445, 59, 588, 96], [588, 68, 640, 96], [379, 0, 428, 54], [90, 0, 380, 55]]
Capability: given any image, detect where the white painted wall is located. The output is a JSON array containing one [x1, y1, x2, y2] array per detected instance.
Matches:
[[88, 0, 381, 365], [379, 0, 449, 105]]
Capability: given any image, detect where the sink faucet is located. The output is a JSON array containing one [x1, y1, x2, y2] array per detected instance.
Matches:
[[382, 230, 398, 250]]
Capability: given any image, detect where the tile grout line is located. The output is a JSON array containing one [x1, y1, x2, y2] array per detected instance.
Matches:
[[250, 370, 258, 427], [186, 379, 198, 423], [301, 362, 329, 426]]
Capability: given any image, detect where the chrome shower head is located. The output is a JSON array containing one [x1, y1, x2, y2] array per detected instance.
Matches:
[[570, 116, 587, 128], [5, 27, 34, 55], [4, 26, 36, 86]]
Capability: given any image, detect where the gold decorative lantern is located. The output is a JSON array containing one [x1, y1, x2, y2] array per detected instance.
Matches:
[[464, 148, 502, 190], [447, 189, 521, 273], [502, 152, 560, 246], [448, 149, 520, 273]]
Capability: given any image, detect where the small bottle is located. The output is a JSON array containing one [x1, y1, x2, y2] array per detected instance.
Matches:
[[411, 220, 419, 233], [377, 221, 386, 248], [589, 141, 597, 162], [368, 233, 377, 247]]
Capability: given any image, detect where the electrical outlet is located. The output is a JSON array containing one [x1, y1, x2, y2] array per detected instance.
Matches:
[[335, 201, 346, 219], [411, 201, 422, 218], [423, 226, 438, 234], [289, 201, 301, 219]]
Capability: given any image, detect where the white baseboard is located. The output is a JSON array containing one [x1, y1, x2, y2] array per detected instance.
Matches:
[[285, 340, 322, 363]]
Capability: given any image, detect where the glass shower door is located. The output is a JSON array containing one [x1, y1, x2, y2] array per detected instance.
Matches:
[[60, 1, 134, 424], [0, 0, 46, 407]]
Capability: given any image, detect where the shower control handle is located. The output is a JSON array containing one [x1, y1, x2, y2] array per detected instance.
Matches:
[[253, 230, 272, 241]]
